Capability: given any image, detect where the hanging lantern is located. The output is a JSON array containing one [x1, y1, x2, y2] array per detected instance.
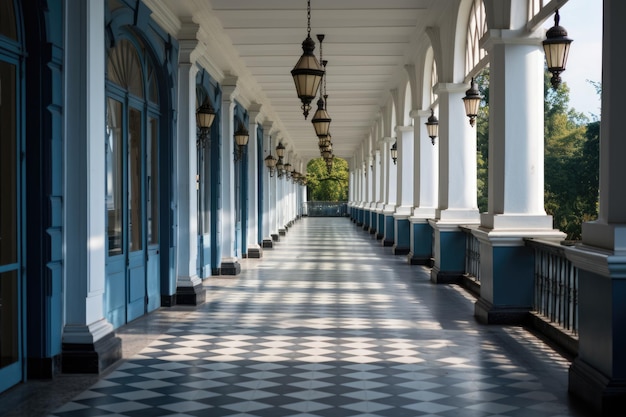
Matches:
[[264, 154, 277, 177], [462, 77, 482, 127], [196, 101, 216, 130], [291, 0, 324, 119], [233, 121, 249, 161], [276, 141, 286, 159], [390, 140, 398, 165], [543, 10, 573, 89], [425, 108, 439, 145]]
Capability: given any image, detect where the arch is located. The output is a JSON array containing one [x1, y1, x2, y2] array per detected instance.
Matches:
[[421, 47, 438, 109], [403, 82, 412, 126]]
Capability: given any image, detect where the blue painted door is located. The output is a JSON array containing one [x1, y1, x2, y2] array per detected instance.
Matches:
[[105, 99, 151, 328], [0, 57, 23, 393]]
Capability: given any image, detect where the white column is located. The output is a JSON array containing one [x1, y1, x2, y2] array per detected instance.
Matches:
[[219, 80, 241, 274], [63, 0, 119, 365], [174, 38, 202, 294], [395, 126, 414, 213], [412, 110, 438, 215], [473, 29, 563, 322], [247, 104, 262, 257], [408, 109, 438, 264], [434, 84, 479, 221], [382, 137, 397, 245], [392, 126, 414, 253], [429, 84, 479, 283], [261, 121, 274, 247]]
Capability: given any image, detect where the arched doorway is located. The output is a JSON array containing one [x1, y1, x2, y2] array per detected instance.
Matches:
[[105, 36, 162, 328]]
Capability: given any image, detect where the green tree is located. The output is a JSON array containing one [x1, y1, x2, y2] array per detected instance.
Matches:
[[307, 157, 349, 201], [543, 74, 599, 240], [475, 69, 490, 213]]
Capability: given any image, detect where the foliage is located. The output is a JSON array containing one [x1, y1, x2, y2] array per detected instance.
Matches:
[[543, 72, 599, 240], [475, 69, 490, 213], [307, 157, 349, 201]]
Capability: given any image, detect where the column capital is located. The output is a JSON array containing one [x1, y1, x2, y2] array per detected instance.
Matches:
[[222, 76, 239, 101], [248, 102, 263, 124], [178, 39, 200, 64], [411, 109, 432, 119], [481, 28, 544, 51], [395, 125, 413, 135], [382, 136, 395, 144], [262, 120, 274, 135], [434, 83, 467, 95]]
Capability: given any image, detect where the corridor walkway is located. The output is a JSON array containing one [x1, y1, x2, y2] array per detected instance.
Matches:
[[47, 217, 588, 417]]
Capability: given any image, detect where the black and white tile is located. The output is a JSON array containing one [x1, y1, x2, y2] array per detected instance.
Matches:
[[49, 218, 589, 417]]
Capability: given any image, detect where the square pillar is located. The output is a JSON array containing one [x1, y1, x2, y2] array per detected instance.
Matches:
[[566, 2, 626, 413]]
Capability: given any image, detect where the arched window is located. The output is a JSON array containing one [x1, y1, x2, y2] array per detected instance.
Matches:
[[529, 0, 555, 21], [465, 0, 488, 76], [0, 0, 17, 40]]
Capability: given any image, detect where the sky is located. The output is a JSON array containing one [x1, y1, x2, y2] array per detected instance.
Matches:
[[550, 0, 603, 118]]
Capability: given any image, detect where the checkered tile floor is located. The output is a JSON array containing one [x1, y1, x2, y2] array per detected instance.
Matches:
[[49, 217, 590, 417]]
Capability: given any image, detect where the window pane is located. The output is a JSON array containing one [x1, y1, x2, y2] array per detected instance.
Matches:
[[106, 98, 124, 255], [128, 108, 143, 252], [0, 0, 17, 40], [147, 117, 158, 245], [0, 62, 17, 266], [0, 270, 18, 369], [107, 39, 144, 98]]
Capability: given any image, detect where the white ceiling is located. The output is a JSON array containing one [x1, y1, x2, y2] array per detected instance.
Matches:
[[153, 0, 446, 162]]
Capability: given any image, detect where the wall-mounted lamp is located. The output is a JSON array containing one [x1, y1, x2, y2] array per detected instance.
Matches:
[[276, 141, 286, 159], [462, 77, 482, 127], [233, 121, 249, 162], [543, 9, 572, 89], [425, 108, 439, 145], [390, 140, 398, 165], [196, 101, 216, 147], [276, 157, 285, 178], [284, 162, 293, 179], [291, 0, 324, 119]]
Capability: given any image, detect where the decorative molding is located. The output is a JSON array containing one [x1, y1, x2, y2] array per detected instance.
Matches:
[[142, 0, 181, 36]]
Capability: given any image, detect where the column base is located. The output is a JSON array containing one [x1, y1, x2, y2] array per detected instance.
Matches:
[[262, 239, 274, 248], [220, 259, 241, 275], [392, 245, 410, 255], [62, 331, 122, 374], [382, 239, 394, 247], [430, 266, 462, 284], [247, 246, 263, 258], [279, 229, 286, 236], [27, 355, 61, 379], [161, 294, 176, 307], [569, 358, 626, 416], [474, 297, 529, 325], [176, 283, 206, 305], [407, 252, 433, 266], [271, 234, 279, 242]]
